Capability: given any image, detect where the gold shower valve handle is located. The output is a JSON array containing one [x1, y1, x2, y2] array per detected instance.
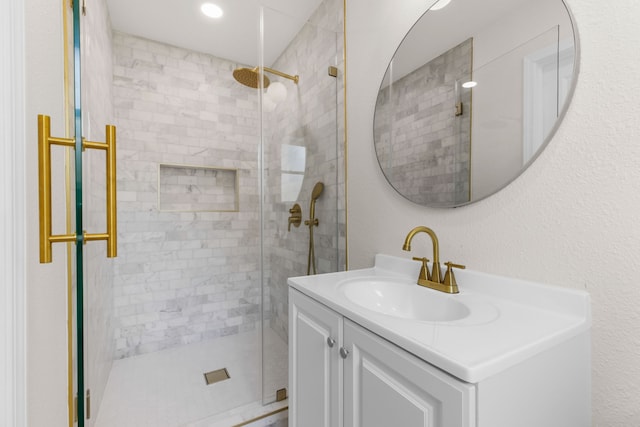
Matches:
[[288, 203, 302, 231]]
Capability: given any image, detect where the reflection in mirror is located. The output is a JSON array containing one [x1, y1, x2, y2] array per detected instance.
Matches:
[[374, 0, 577, 207], [281, 144, 307, 201]]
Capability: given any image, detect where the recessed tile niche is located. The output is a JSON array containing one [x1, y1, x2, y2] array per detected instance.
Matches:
[[158, 164, 238, 212]]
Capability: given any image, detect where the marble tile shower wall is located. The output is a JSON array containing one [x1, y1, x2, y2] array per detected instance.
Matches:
[[82, 0, 116, 423], [375, 38, 472, 206], [264, 0, 346, 343], [112, 33, 261, 358]]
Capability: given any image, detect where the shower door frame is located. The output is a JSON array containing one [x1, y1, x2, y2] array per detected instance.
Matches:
[[258, 0, 347, 406]]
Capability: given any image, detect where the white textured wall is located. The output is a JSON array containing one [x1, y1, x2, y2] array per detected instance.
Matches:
[[24, 0, 69, 425], [346, 0, 640, 425]]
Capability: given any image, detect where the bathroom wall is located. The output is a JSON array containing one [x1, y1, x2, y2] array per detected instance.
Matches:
[[347, 0, 640, 424], [111, 33, 262, 358], [81, 0, 116, 422], [23, 0, 69, 424], [263, 0, 345, 343]]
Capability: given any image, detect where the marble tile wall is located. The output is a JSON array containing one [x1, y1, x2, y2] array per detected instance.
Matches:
[[112, 33, 262, 358], [158, 165, 238, 212], [82, 0, 116, 424], [110, 0, 345, 359], [375, 38, 472, 206]]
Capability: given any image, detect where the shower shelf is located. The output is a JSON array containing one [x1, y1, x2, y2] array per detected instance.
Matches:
[[158, 163, 239, 212]]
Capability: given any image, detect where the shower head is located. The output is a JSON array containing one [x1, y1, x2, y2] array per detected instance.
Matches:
[[311, 182, 324, 201], [233, 67, 271, 89], [233, 66, 299, 89]]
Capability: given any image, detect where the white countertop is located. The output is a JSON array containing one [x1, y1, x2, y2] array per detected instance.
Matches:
[[288, 254, 591, 383]]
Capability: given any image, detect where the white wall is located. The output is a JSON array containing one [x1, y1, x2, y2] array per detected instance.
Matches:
[[346, 0, 640, 424], [24, 0, 70, 425], [1, 0, 26, 425]]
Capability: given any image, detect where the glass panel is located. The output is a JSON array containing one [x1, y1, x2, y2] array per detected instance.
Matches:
[[61, 3, 78, 426], [90, 14, 267, 427], [471, 26, 562, 201], [261, 0, 345, 405], [80, 0, 114, 424], [76, 0, 345, 425], [70, 1, 85, 425]]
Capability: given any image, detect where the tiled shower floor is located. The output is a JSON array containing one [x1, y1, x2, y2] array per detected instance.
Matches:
[[94, 328, 288, 427]]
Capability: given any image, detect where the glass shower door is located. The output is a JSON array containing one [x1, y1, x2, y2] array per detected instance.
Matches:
[[260, 0, 345, 405], [39, 1, 113, 424], [65, 0, 346, 425]]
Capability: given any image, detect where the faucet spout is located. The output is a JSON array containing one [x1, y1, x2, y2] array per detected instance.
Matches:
[[402, 226, 442, 282]]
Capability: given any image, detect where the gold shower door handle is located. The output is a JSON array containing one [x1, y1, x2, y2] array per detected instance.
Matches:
[[83, 125, 118, 258], [37, 114, 117, 263], [38, 114, 76, 263]]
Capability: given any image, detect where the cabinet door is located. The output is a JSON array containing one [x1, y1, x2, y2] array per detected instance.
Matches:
[[343, 320, 475, 427], [289, 289, 342, 427]]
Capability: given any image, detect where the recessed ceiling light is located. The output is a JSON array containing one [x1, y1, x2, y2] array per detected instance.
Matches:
[[201, 3, 223, 18], [430, 0, 452, 11], [462, 81, 477, 88]]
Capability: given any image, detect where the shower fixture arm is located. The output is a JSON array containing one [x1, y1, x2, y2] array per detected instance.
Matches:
[[255, 67, 299, 84]]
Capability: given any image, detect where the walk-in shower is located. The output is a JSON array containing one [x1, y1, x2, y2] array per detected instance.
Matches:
[[70, 0, 346, 426]]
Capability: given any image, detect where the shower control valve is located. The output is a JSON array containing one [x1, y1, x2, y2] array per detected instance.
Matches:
[[288, 203, 302, 232]]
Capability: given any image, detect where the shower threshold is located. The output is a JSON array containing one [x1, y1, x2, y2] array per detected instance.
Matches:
[[187, 399, 288, 427]]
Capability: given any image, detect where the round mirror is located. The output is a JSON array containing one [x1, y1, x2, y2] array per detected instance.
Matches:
[[373, 0, 578, 207]]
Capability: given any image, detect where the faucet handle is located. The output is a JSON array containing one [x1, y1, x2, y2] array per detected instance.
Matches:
[[288, 203, 302, 231], [412, 257, 431, 282], [443, 262, 465, 292]]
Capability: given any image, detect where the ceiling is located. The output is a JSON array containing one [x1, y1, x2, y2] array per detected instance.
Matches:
[[106, 0, 325, 66]]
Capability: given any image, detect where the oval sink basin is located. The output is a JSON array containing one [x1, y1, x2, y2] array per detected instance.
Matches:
[[338, 277, 470, 322]]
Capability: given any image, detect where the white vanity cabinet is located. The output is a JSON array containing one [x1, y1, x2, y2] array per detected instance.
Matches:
[[290, 289, 475, 427], [289, 255, 591, 427], [289, 288, 342, 427]]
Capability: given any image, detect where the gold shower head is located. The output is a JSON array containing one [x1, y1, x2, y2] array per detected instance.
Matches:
[[233, 67, 271, 89], [232, 66, 299, 89]]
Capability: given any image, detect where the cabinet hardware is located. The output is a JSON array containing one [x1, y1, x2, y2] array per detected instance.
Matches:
[[339, 347, 349, 359], [327, 337, 336, 348]]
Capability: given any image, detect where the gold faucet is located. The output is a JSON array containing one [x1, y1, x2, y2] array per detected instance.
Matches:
[[402, 226, 465, 294]]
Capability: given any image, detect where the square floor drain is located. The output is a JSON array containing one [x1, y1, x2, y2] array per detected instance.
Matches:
[[204, 368, 230, 385]]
